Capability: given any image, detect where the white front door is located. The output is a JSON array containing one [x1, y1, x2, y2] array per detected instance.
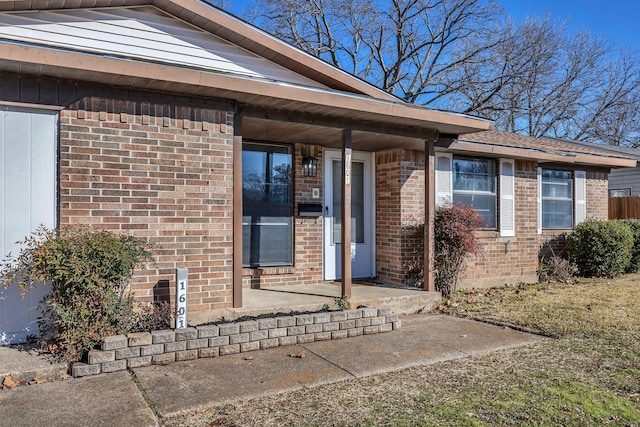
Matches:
[[323, 150, 375, 280], [0, 107, 57, 345]]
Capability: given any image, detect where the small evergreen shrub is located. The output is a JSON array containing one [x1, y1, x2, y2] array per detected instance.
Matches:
[[566, 219, 633, 277], [621, 219, 640, 272], [0, 226, 156, 361]]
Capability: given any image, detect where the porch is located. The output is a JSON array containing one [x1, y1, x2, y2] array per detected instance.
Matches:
[[196, 282, 441, 323]]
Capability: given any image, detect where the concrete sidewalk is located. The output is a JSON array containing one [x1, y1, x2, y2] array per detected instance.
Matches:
[[0, 314, 543, 426]]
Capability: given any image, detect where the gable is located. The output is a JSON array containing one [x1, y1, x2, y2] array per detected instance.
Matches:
[[0, 5, 327, 89]]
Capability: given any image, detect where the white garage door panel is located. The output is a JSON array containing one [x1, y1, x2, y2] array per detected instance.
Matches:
[[0, 108, 57, 345]]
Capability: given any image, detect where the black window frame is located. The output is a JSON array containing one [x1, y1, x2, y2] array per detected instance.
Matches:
[[242, 142, 294, 267]]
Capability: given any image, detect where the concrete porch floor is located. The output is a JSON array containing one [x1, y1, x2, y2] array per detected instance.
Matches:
[[200, 282, 442, 323]]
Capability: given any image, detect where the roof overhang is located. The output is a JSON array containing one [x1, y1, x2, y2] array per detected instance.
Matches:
[[440, 140, 637, 168], [0, 41, 492, 137]]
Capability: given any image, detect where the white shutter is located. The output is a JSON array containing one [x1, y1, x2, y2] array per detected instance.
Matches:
[[537, 167, 542, 234], [435, 153, 452, 206], [575, 170, 587, 225], [500, 159, 515, 237]]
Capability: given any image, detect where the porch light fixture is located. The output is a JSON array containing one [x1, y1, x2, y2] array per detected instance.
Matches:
[[303, 156, 318, 177]]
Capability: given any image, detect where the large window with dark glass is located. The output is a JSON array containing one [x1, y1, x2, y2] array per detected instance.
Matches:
[[242, 143, 293, 266], [541, 169, 573, 229], [453, 157, 496, 228]]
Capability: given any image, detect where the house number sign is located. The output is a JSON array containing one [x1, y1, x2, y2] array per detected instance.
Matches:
[[176, 268, 188, 329]]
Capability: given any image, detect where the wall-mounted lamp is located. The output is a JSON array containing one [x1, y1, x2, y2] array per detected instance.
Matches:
[[302, 157, 318, 177]]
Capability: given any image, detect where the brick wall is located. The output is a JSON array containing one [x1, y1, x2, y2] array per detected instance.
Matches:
[[375, 150, 404, 283], [587, 170, 609, 220], [460, 160, 540, 287], [59, 97, 234, 323]]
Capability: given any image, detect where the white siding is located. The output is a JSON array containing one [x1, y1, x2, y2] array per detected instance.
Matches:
[[0, 108, 57, 345], [499, 159, 515, 237], [0, 6, 325, 88], [609, 167, 640, 196]]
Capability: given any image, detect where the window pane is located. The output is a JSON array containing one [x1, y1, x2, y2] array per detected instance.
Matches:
[[332, 160, 365, 244], [542, 169, 572, 229], [452, 157, 496, 228], [242, 144, 293, 266], [242, 151, 267, 203]]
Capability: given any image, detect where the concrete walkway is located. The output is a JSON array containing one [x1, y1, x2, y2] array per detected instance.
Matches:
[[0, 314, 543, 426]]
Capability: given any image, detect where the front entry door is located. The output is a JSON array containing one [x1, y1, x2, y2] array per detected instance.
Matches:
[[323, 150, 374, 280]]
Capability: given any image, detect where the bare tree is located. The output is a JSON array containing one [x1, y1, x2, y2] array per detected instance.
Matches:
[[244, 1, 640, 146], [445, 15, 640, 146], [246, 0, 504, 104]]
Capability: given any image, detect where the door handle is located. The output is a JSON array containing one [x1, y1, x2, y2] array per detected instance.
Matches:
[[325, 206, 329, 216]]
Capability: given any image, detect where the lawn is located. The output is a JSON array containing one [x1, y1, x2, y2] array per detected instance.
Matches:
[[165, 275, 640, 426]]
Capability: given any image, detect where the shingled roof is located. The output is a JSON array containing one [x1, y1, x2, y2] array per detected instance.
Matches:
[[447, 130, 636, 168]]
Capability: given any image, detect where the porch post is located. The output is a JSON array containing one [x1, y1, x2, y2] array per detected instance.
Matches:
[[424, 138, 436, 291], [341, 129, 352, 298], [232, 113, 243, 307]]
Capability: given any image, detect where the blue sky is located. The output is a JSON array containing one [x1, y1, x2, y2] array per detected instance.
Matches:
[[226, 0, 640, 50]]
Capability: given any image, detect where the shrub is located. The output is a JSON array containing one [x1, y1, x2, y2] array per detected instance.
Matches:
[[405, 204, 484, 299], [621, 219, 640, 272], [434, 204, 484, 298], [0, 226, 155, 361], [566, 219, 633, 277]]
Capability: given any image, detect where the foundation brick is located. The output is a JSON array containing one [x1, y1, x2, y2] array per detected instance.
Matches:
[[128, 332, 152, 346], [102, 359, 127, 373], [229, 333, 249, 344], [176, 350, 199, 361], [165, 341, 187, 352], [219, 344, 240, 355], [187, 338, 209, 350], [101, 335, 127, 351], [88, 350, 115, 364], [278, 336, 297, 346], [115, 346, 141, 359], [331, 330, 348, 339], [199, 347, 219, 358], [197, 325, 219, 338], [72, 362, 101, 377], [151, 330, 175, 344], [315, 332, 332, 341], [260, 338, 279, 349], [127, 356, 152, 368], [257, 318, 277, 329], [152, 353, 176, 364], [218, 324, 240, 336], [238, 321, 259, 333], [140, 344, 165, 356], [241, 341, 260, 352], [277, 317, 296, 327], [297, 334, 315, 344], [175, 328, 197, 341], [209, 336, 229, 347]]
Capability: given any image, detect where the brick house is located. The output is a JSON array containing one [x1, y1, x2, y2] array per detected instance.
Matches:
[[0, 0, 634, 343]]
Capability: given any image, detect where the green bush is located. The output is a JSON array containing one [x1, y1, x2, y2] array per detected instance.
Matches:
[[0, 226, 156, 361], [566, 219, 633, 277], [621, 219, 640, 272]]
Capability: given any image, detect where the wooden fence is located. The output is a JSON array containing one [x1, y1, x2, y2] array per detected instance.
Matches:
[[609, 196, 640, 219]]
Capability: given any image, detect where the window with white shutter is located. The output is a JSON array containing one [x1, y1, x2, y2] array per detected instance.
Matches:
[[435, 153, 452, 206], [574, 170, 587, 225]]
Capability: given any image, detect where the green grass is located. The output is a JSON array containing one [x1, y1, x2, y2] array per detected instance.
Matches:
[[165, 275, 640, 426]]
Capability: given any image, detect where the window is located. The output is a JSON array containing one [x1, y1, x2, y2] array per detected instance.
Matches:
[[452, 157, 497, 228], [609, 188, 631, 197], [541, 169, 573, 229], [242, 143, 293, 267]]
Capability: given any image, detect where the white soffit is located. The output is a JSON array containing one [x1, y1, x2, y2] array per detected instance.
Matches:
[[0, 5, 327, 89]]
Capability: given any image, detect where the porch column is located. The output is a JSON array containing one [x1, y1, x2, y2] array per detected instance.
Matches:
[[424, 138, 436, 291], [341, 129, 352, 298], [232, 114, 243, 307]]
